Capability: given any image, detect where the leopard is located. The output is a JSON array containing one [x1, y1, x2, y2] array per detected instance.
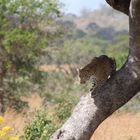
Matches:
[[77, 55, 116, 92]]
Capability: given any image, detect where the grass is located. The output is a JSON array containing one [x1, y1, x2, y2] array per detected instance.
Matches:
[[91, 112, 140, 140]]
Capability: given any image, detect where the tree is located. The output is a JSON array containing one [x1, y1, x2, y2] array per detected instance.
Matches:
[[50, 0, 140, 140], [0, 0, 60, 82], [0, 0, 61, 111]]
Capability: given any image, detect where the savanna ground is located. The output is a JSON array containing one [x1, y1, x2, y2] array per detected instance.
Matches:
[[2, 94, 140, 140]]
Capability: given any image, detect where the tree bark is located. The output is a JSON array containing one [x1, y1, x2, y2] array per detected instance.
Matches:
[[50, 0, 140, 139], [106, 0, 131, 15]]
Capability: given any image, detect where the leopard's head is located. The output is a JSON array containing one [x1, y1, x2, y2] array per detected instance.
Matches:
[[77, 68, 90, 84]]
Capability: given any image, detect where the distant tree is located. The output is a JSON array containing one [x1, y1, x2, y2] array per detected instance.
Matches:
[[96, 26, 116, 40], [73, 29, 86, 39], [0, 0, 61, 110], [86, 22, 99, 33], [0, 0, 60, 84], [58, 20, 77, 39]]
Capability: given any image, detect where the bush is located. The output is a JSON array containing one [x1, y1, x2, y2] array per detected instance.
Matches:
[[21, 111, 57, 140]]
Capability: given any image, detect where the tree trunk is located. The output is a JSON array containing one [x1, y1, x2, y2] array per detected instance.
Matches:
[[50, 0, 140, 139]]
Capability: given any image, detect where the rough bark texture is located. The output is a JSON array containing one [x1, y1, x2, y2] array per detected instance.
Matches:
[[50, 0, 140, 140], [106, 0, 131, 15]]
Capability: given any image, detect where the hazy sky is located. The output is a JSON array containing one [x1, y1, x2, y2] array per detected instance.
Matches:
[[60, 0, 107, 15]]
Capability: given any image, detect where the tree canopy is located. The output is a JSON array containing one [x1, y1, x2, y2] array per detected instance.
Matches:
[[0, 0, 60, 81]]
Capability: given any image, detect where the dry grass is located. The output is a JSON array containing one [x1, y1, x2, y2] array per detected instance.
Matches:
[[3, 108, 25, 134], [21, 94, 43, 111], [2, 94, 44, 135], [39, 64, 78, 77], [91, 113, 140, 140], [1, 95, 140, 140]]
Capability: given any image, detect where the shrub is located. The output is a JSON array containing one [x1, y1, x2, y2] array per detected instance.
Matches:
[[21, 111, 57, 140]]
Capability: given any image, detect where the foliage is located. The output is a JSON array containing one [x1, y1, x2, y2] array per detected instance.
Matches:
[[107, 35, 129, 69], [56, 100, 74, 121], [21, 91, 78, 140], [0, 0, 61, 111], [0, 0, 60, 79], [21, 111, 57, 140], [41, 34, 128, 69]]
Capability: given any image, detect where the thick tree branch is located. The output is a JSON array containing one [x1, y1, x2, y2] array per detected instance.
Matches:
[[49, 0, 140, 139], [50, 63, 140, 140], [129, 0, 140, 58], [105, 0, 131, 15]]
